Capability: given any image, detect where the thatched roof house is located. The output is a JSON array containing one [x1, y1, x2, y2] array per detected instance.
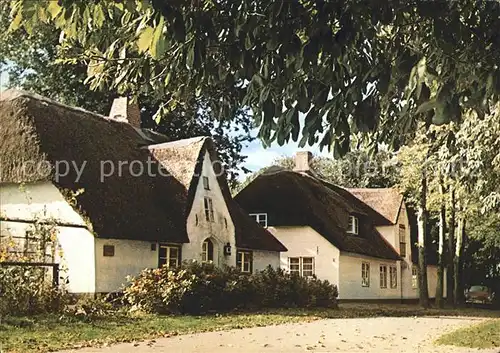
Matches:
[[235, 169, 400, 261], [0, 89, 188, 242], [0, 89, 284, 252], [348, 187, 440, 266]]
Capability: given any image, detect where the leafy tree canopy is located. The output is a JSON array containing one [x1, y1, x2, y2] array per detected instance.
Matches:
[[8, 0, 500, 155], [0, 2, 253, 185]]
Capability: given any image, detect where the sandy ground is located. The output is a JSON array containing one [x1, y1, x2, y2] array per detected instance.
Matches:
[[59, 317, 499, 353]]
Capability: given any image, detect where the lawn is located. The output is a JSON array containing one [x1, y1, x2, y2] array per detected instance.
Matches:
[[1, 304, 498, 353], [436, 319, 500, 349]]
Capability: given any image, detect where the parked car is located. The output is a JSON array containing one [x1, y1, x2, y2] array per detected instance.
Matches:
[[465, 285, 495, 304]]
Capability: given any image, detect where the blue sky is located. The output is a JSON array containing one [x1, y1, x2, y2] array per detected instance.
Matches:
[[242, 135, 329, 174]]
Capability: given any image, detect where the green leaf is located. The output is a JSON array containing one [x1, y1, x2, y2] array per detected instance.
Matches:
[[304, 108, 318, 132], [260, 85, 271, 104], [46, 1, 62, 20], [9, 11, 23, 31], [298, 133, 309, 148], [263, 98, 275, 123], [137, 26, 154, 53], [93, 5, 106, 28], [290, 108, 300, 142], [164, 71, 172, 86], [314, 86, 329, 106], [416, 99, 438, 114], [186, 40, 196, 70], [150, 17, 166, 59], [297, 85, 310, 113]]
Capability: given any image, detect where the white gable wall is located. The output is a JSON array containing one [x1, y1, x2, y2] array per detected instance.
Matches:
[[184, 151, 237, 267], [373, 202, 416, 299], [0, 182, 96, 293], [267, 226, 340, 286]]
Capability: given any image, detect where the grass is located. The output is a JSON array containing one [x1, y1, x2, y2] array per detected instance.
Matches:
[[436, 319, 500, 349], [1, 304, 498, 353]]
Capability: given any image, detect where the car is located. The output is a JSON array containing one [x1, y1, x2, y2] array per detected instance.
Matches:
[[465, 285, 495, 305]]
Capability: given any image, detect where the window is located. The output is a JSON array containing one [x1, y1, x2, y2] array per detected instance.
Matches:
[[412, 266, 418, 289], [288, 257, 315, 277], [289, 257, 300, 275], [103, 245, 115, 257], [347, 215, 359, 235], [202, 238, 214, 263], [399, 225, 407, 257], [204, 197, 214, 222], [237, 250, 253, 273], [361, 262, 370, 287], [390, 266, 398, 288], [203, 176, 210, 190], [249, 213, 268, 228], [379, 265, 388, 288], [159, 245, 180, 268]]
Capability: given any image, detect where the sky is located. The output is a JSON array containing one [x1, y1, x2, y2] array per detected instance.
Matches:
[[241, 135, 329, 175]]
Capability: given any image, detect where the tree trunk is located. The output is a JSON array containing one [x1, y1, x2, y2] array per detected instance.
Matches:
[[454, 216, 465, 306], [446, 187, 455, 306], [435, 177, 446, 308], [417, 172, 429, 308]]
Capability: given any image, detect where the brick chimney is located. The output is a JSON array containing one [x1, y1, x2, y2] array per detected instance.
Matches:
[[109, 97, 141, 129], [293, 151, 313, 173]]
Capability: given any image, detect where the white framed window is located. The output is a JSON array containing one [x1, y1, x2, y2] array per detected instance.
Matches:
[[412, 266, 418, 289], [202, 176, 210, 190], [399, 225, 407, 257], [201, 238, 214, 263], [204, 197, 215, 222], [159, 244, 180, 268], [249, 213, 268, 228], [347, 215, 359, 235], [288, 257, 315, 277], [379, 264, 388, 288], [237, 250, 253, 273], [390, 266, 398, 288], [361, 262, 370, 287]]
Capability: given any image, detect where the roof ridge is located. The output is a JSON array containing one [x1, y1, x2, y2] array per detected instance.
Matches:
[[0, 89, 110, 119], [1, 89, 170, 143], [147, 136, 208, 149]]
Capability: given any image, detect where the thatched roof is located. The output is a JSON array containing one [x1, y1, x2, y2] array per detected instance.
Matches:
[[235, 170, 400, 260], [347, 188, 403, 224], [0, 90, 284, 252], [0, 90, 187, 242], [149, 137, 287, 252]]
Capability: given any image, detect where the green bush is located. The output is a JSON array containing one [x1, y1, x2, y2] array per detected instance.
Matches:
[[123, 262, 338, 314], [0, 266, 68, 316]]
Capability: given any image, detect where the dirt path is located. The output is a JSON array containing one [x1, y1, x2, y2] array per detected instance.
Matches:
[[59, 317, 498, 353]]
